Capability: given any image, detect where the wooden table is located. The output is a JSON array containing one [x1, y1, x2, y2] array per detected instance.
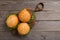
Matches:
[[0, 0, 60, 40]]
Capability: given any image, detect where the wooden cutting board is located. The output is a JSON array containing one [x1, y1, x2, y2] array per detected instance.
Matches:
[[0, 0, 60, 40]]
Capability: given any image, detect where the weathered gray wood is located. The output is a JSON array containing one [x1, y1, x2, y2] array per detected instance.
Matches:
[[0, 0, 60, 40], [1, 20, 60, 31], [33, 21, 60, 31], [0, 0, 60, 1], [1, 11, 60, 31], [0, 1, 36, 10], [0, 31, 60, 40], [35, 12, 60, 20], [0, 1, 60, 20], [1, 11, 60, 20], [1, 21, 60, 31], [0, 1, 60, 11]]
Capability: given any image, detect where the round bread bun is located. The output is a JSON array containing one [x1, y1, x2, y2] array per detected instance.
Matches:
[[18, 8, 31, 22], [17, 23, 30, 35], [6, 14, 19, 29]]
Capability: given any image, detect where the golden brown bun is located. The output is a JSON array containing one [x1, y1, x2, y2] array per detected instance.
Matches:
[[18, 9, 31, 22], [6, 15, 18, 28], [17, 23, 30, 35]]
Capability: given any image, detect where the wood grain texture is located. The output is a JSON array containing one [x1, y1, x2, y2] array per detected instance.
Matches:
[[0, 0, 60, 40], [1, 11, 60, 31], [1, 11, 60, 20], [0, 1, 60, 10], [0, 31, 60, 40], [0, 11, 60, 40], [0, 1, 60, 20]]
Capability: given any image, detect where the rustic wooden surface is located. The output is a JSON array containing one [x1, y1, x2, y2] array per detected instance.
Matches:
[[0, 0, 60, 40]]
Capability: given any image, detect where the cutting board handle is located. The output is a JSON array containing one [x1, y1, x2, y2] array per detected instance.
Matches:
[[34, 3, 44, 12]]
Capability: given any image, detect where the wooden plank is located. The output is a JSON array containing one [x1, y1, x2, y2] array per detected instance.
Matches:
[[35, 12, 60, 20], [0, 0, 60, 40], [1, 10, 60, 31], [0, 1, 60, 11], [0, 31, 60, 40], [32, 21, 60, 31], [1, 11, 60, 31], [0, 1, 36, 10], [1, 21, 60, 31], [0, 0, 60, 1], [1, 20, 60, 31], [1, 11, 60, 20], [0, 1, 60, 20]]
